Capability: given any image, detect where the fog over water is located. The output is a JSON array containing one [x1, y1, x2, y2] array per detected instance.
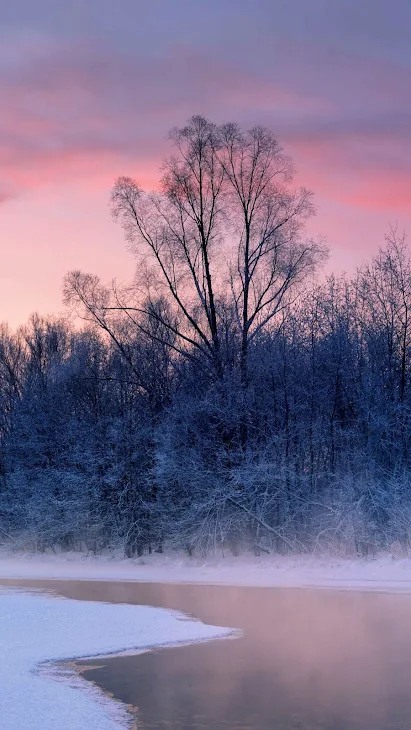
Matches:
[[2, 579, 411, 729]]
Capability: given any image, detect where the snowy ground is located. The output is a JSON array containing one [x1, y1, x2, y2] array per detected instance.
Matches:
[[0, 588, 233, 730], [3, 549, 411, 591]]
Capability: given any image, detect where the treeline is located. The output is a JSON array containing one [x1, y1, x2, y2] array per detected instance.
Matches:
[[1, 116, 411, 557]]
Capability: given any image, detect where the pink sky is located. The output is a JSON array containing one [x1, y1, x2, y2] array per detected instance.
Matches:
[[2, 1, 411, 327]]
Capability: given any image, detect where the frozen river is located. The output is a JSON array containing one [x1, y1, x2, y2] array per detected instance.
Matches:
[[2, 578, 411, 729]]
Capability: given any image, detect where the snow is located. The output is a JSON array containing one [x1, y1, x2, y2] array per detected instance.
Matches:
[[3, 549, 411, 592], [0, 588, 233, 730]]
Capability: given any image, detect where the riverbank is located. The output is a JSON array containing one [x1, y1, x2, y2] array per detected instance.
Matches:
[[2, 549, 411, 591]]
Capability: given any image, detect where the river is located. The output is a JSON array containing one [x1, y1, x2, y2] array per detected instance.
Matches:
[[2, 579, 411, 729]]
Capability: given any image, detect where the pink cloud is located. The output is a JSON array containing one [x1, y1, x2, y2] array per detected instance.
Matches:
[[3, 30, 411, 218], [0, 37, 324, 202], [286, 131, 411, 213]]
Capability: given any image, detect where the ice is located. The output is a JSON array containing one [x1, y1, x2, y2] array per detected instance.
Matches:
[[0, 589, 232, 730]]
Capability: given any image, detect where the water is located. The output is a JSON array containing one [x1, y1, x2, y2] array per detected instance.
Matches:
[[2, 579, 411, 729]]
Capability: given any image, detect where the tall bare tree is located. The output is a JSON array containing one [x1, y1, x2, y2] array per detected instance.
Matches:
[[108, 116, 326, 380], [110, 116, 225, 376], [217, 122, 322, 383]]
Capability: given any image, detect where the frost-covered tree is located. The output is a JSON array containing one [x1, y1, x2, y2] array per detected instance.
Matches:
[[3, 123, 411, 557]]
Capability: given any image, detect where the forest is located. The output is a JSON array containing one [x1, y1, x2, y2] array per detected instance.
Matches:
[[1, 116, 411, 558]]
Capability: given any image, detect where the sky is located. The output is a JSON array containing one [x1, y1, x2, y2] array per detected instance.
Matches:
[[1, 0, 411, 327]]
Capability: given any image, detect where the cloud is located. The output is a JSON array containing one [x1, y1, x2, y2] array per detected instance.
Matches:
[[0, 35, 320, 201], [1, 27, 411, 215]]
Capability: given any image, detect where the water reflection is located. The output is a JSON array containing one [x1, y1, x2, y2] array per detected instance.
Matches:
[[2, 580, 411, 729]]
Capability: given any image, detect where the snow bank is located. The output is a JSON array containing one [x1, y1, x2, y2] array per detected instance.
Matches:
[[0, 589, 233, 730], [3, 550, 411, 591]]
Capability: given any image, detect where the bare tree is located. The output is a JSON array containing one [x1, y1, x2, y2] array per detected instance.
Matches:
[[110, 116, 225, 376], [217, 122, 324, 383], [109, 116, 326, 381], [359, 229, 411, 405]]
